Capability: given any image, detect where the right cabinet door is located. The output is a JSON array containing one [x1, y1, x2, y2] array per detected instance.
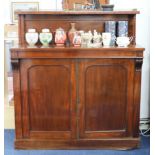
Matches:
[[78, 59, 135, 139]]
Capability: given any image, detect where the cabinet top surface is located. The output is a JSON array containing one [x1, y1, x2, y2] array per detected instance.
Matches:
[[11, 45, 144, 51], [10, 45, 144, 59], [17, 10, 140, 15]]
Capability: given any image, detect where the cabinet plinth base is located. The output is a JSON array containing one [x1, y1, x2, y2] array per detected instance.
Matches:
[[15, 138, 140, 150]]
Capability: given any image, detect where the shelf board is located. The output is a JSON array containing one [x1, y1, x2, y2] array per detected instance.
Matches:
[[16, 10, 140, 15], [11, 44, 144, 51]]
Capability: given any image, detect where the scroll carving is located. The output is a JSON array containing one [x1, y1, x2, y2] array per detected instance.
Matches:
[[135, 58, 143, 71]]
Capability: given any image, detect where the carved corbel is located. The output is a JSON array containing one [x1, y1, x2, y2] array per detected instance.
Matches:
[[11, 59, 19, 70], [135, 58, 143, 71]]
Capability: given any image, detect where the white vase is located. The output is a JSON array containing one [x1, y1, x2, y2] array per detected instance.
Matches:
[[102, 32, 111, 47], [39, 29, 52, 47], [25, 29, 38, 46]]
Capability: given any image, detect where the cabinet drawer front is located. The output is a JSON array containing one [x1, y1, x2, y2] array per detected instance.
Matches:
[[20, 59, 76, 139], [79, 59, 135, 139]]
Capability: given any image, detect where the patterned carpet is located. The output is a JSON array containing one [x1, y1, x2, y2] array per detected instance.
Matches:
[[4, 129, 150, 155]]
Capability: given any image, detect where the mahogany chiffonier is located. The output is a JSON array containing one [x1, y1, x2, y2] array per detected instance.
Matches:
[[10, 11, 145, 149]]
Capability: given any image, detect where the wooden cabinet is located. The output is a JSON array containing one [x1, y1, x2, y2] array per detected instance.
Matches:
[[11, 11, 144, 149]]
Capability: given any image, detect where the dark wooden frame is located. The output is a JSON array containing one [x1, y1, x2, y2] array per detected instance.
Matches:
[[11, 2, 39, 23]]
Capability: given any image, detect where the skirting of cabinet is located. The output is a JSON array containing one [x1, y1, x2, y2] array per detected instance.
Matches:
[[15, 138, 140, 150]]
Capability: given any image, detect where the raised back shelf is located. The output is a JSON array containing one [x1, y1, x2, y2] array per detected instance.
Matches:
[[18, 11, 139, 46]]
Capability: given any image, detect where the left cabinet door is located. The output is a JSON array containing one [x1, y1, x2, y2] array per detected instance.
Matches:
[[20, 59, 76, 139]]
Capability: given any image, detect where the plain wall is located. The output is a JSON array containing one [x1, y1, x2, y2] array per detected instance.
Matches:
[[114, 0, 150, 119]]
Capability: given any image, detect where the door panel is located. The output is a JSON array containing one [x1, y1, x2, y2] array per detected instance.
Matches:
[[79, 59, 134, 139], [85, 65, 127, 131], [20, 59, 76, 139], [28, 65, 71, 131]]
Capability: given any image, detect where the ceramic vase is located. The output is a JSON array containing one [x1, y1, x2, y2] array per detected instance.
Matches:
[[102, 32, 111, 47], [25, 29, 38, 46], [55, 27, 67, 46], [39, 29, 52, 47], [68, 23, 77, 46]]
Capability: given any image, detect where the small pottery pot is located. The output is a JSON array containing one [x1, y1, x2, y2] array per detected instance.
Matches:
[[39, 29, 52, 47], [55, 28, 67, 46], [25, 29, 38, 46]]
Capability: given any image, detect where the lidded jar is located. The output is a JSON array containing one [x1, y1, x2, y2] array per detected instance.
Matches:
[[55, 27, 67, 46], [25, 29, 38, 46], [39, 29, 52, 47], [68, 23, 77, 46]]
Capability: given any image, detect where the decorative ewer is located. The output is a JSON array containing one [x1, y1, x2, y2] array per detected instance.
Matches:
[[39, 29, 52, 47], [25, 29, 38, 47], [116, 36, 133, 47], [55, 27, 67, 46]]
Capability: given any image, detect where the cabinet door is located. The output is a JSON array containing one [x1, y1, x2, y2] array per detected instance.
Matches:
[[20, 59, 76, 139], [78, 59, 135, 139]]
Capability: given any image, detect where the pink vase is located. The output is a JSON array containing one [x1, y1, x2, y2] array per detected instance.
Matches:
[[55, 28, 67, 47], [68, 23, 77, 46]]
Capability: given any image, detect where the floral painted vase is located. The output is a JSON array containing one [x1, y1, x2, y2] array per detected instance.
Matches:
[[55, 28, 67, 46], [25, 29, 38, 46], [68, 23, 77, 46], [39, 29, 52, 47]]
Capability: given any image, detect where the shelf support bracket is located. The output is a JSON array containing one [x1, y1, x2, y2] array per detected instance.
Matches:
[[11, 59, 19, 70], [135, 58, 143, 71]]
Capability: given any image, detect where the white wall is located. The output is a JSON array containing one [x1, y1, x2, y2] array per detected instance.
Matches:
[[4, 0, 150, 119], [114, 0, 150, 119], [4, 0, 62, 24]]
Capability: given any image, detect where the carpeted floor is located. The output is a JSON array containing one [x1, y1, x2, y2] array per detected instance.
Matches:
[[4, 129, 150, 155]]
